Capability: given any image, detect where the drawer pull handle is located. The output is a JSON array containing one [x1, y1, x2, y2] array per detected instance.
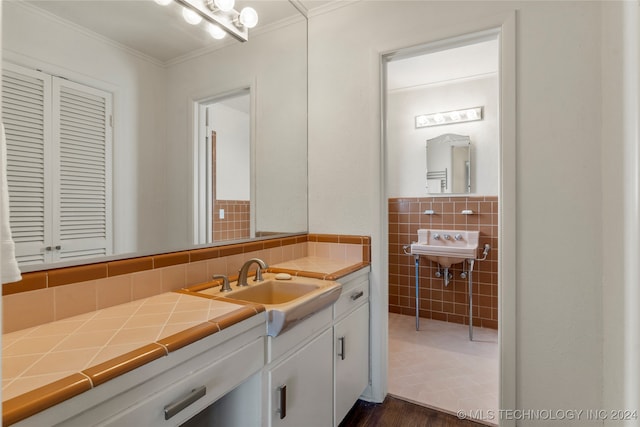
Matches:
[[278, 384, 287, 419], [338, 336, 346, 360], [164, 386, 206, 420], [351, 291, 364, 301]]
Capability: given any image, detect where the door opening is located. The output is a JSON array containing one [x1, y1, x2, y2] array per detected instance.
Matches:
[[382, 29, 501, 421]]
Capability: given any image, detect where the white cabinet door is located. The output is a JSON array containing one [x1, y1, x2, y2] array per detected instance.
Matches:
[[334, 302, 370, 425], [268, 328, 333, 427]]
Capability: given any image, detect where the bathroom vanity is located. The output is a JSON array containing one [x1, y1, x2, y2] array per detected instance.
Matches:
[[3, 261, 370, 427]]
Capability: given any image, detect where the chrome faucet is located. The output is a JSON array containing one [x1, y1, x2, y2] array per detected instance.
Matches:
[[237, 258, 268, 287], [212, 274, 231, 292]]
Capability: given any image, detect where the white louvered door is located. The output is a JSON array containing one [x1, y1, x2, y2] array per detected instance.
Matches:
[[2, 62, 112, 265], [53, 78, 112, 261], [2, 64, 53, 264]]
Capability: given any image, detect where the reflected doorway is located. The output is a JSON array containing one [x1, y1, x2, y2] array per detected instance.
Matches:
[[194, 89, 252, 245]]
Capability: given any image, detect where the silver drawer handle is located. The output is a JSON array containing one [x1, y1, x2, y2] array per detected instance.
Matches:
[[350, 291, 364, 301], [164, 386, 206, 420]]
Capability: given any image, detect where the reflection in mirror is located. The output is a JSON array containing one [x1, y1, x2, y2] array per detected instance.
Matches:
[[426, 134, 471, 194], [194, 89, 252, 244], [2, 0, 308, 271]]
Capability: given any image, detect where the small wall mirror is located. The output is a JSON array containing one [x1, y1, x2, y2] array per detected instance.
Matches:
[[426, 133, 471, 194]]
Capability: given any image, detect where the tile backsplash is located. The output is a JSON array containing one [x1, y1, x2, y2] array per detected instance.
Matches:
[[3, 234, 370, 333], [388, 196, 499, 329]]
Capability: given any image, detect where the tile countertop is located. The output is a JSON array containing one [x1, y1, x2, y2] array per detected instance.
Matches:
[[1, 292, 264, 425], [1, 257, 369, 425], [268, 256, 369, 280]]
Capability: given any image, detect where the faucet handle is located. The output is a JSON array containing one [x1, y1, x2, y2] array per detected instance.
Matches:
[[212, 274, 231, 292], [255, 266, 265, 282]]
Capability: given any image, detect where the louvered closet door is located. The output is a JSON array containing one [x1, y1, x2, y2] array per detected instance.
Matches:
[[52, 78, 112, 261], [2, 64, 53, 265]]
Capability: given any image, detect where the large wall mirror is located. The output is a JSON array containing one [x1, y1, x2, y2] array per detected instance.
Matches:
[[1, 0, 308, 271]]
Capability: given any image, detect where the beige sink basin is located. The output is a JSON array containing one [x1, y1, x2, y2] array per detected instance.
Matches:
[[228, 281, 321, 305], [196, 273, 342, 336], [410, 229, 479, 267]]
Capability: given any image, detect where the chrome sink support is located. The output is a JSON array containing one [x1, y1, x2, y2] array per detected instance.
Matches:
[[414, 255, 420, 330], [464, 244, 491, 341]]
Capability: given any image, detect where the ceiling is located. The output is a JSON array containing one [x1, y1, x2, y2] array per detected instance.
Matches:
[[24, 1, 497, 84], [387, 39, 499, 91], [25, 0, 328, 64]]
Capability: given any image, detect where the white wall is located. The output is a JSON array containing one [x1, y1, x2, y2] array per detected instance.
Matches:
[[2, 2, 167, 256], [209, 103, 250, 200], [164, 19, 307, 245], [308, 1, 605, 422], [601, 1, 640, 422], [387, 75, 499, 197]]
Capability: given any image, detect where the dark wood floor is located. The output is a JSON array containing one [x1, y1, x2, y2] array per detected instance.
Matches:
[[339, 396, 488, 427]]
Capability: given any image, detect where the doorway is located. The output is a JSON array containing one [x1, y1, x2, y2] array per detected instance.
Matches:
[[193, 89, 252, 245], [383, 30, 501, 424]]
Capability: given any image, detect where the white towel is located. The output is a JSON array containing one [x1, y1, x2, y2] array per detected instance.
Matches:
[[1, 123, 22, 284]]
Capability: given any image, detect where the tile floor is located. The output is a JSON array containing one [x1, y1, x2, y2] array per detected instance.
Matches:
[[388, 313, 498, 426]]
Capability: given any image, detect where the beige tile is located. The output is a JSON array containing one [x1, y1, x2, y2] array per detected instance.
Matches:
[[131, 270, 163, 300], [54, 281, 98, 321], [109, 326, 164, 346], [53, 330, 116, 352], [3, 335, 65, 357], [225, 254, 245, 277], [161, 264, 187, 292], [293, 242, 307, 259], [345, 244, 363, 262], [74, 317, 129, 334], [96, 275, 132, 309], [22, 348, 98, 377], [186, 260, 208, 286], [2, 354, 43, 379], [314, 242, 331, 259], [206, 257, 227, 279], [3, 288, 55, 333], [329, 243, 346, 260], [268, 246, 285, 265], [123, 312, 170, 329]]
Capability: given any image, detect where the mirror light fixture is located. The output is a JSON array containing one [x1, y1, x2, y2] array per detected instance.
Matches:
[[157, 0, 259, 42], [415, 107, 483, 128]]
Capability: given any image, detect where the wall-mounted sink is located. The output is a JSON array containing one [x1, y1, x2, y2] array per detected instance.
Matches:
[[410, 229, 479, 267], [194, 273, 342, 336]]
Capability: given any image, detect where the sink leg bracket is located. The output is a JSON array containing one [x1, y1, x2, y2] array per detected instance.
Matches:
[[414, 255, 420, 331]]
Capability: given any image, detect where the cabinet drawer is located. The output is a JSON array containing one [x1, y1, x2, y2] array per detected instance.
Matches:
[[98, 337, 263, 426], [334, 273, 369, 320]]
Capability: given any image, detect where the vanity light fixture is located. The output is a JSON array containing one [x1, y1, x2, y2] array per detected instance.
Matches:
[[415, 107, 483, 128], [157, 0, 259, 42]]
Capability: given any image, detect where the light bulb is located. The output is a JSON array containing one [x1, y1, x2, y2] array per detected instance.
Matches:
[[239, 7, 258, 28], [213, 0, 235, 12], [208, 23, 226, 40], [154, 0, 172, 5], [182, 7, 202, 25]]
